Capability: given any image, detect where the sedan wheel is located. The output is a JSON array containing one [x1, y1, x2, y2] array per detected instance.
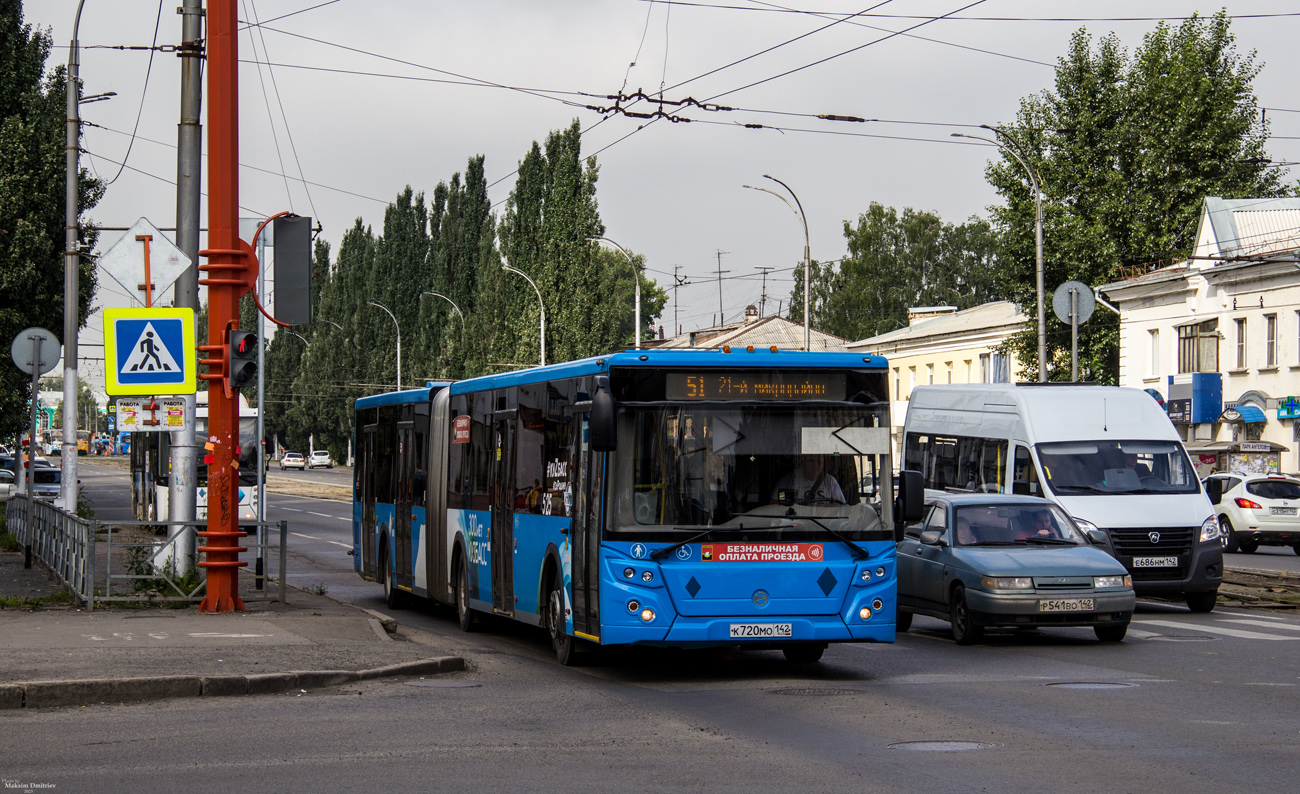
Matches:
[[949, 585, 983, 645]]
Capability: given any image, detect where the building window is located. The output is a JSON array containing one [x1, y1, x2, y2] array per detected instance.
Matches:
[[1177, 319, 1218, 374], [908, 366, 916, 397], [945, 361, 953, 383], [979, 354, 990, 383], [893, 368, 900, 401], [964, 360, 972, 382], [926, 363, 934, 385], [1265, 313, 1277, 367], [1235, 318, 1247, 369], [1148, 329, 1160, 378]]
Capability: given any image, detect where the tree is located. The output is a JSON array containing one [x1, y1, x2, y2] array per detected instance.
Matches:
[[0, 0, 103, 439], [988, 11, 1286, 382], [791, 204, 1005, 341]]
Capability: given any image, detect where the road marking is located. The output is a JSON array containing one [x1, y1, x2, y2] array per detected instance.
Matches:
[[188, 632, 270, 638], [290, 531, 319, 540], [1125, 627, 1161, 639], [1132, 619, 1300, 640], [308, 511, 335, 518], [1241, 682, 1296, 687], [327, 541, 352, 548], [280, 507, 306, 513], [1218, 618, 1300, 632]]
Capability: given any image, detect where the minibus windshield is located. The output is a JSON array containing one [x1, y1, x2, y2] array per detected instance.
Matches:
[[1035, 440, 1198, 495]]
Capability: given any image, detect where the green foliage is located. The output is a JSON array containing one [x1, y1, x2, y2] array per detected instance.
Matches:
[[989, 11, 1286, 382], [0, 1, 103, 440], [792, 204, 1005, 341]]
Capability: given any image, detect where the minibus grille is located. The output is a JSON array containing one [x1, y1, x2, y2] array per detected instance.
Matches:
[[1109, 526, 1195, 580]]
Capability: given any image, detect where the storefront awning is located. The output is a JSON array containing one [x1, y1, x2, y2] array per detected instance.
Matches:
[[1220, 405, 1267, 423]]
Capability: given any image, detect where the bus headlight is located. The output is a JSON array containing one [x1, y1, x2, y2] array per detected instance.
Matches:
[[642, 571, 654, 583], [860, 569, 871, 582], [872, 599, 884, 611], [859, 607, 872, 620], [624, 567, 635, 579], [627, 600, 640, 612], [640, 608, 656, 622]]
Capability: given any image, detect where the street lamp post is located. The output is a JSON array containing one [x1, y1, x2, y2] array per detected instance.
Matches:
[[366, 300, 401, 390], [421, 291, 465, 329], [587, 237, 640, 350], [60, 0, 89, 511], [502, 265, 545, 366], [744, 175, 811, 351], [953, 128, 1047, 382]]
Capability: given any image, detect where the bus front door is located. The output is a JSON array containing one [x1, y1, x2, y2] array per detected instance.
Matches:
[[570, 414, 603, 639], [490, 417, 516, 616], [360, 425, 377, 579], [394, 422, 414, 590]]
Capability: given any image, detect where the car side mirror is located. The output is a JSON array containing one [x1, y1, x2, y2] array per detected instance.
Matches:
[[919, 529, 944, 546], [1084, 528, 1108, 546], [897, 470, 925, 522], [1204, 478, 1223, 506]]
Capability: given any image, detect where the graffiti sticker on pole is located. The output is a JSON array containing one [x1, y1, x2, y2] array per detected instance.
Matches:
[[104, 307, 197, 396]]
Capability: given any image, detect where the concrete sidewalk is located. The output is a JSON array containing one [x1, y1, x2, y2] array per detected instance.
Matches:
[[0, 550, 464, 709]]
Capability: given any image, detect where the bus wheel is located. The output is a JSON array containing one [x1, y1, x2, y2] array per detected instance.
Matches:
[[382, 548, 404, 610], [782, 644, 825, 664], [548, 579, 579, 666], [455, 556, 476, 633]]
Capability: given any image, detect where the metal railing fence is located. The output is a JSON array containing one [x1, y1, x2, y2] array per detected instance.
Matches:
[[4, 495, 287, 608]]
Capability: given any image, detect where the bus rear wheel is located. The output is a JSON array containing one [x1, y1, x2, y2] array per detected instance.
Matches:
[[548, 578, 579, 666], [455, 555, 476, 632]]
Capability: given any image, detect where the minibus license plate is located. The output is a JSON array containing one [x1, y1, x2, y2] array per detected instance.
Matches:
[[1039, 598, 1093, 612], [1270, 507, 1297, 515], [729, 623, 792, 638], [1133, 556, 1177, 568]]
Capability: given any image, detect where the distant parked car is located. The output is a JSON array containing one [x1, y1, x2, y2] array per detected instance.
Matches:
[[1204, 472, 1300, 554], [28, 467, 61, 500], [308, 450, 333, 469], [279, 452, 306, 471], [897, 494, 1136, 644], [0, 469, 14, 502]]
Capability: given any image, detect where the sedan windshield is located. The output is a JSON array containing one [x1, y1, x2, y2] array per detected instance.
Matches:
[[1036, 440, 1198, 495], [954, 503, 1083, 546], [610, 404, 892, 540]]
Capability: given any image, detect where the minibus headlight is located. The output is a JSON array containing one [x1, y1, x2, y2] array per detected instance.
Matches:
[[981, 576, 1034, 591], [1200, 516, 1220, 543]]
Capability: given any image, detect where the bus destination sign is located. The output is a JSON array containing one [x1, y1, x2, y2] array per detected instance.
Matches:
[[666, 371, 846, 401]]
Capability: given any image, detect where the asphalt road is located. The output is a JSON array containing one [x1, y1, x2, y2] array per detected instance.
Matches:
[[12, 462, 1295, 793]]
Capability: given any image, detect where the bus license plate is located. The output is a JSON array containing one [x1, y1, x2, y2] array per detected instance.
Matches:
[[1133, 556, 1177, 568], [729, 623, 793, 639], [1039, 598, 1094, 612]]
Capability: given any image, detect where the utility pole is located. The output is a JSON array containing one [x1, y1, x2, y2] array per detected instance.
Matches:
[[167, 0, 204, 575], [713, 250, 730, 325], [60, 0, 87, 512], [755, 266, 774, 317], [672, 265, 684, 336], [196, 0, 248, 612]]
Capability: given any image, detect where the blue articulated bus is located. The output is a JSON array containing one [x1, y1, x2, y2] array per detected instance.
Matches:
[[353, 348, 910, 664]]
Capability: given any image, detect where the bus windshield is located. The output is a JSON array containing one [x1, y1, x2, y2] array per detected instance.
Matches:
[[1036, 440, 1199, 495], [611, 404, 892, 540]]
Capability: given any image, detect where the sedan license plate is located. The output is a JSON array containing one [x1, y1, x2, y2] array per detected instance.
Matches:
[[1039, 598, 1094, 612], [1269, 507, 1297, 516], [1133, 556, 1178, 568], [729, 623, 793, 639]]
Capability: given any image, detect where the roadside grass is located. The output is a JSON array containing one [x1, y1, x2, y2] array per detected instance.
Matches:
[[0, 589, 74, 610], [0, 528, 20, 553]]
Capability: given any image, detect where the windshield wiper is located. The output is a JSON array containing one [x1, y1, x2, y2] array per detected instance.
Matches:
[[961, 541, 1021, 547], [1050, 484, 1110, 494], [784, 513, 869, 559], [649, 523, 795, 560], [1016, 537, 1079, 546]]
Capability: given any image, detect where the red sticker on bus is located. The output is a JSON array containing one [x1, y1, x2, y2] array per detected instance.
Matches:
[[701, 543, 824, 562], [452, 415, 471, 443]]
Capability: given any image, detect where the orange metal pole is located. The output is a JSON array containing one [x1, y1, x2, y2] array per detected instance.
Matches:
[[136, 234, 153, 307], [197, 0, 247, 612]]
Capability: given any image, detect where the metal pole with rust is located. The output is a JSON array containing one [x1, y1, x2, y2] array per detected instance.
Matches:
[[196, 0, 248, 612]]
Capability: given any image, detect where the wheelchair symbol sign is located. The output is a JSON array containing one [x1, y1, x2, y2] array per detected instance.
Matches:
[[675, 545, 693, 560]]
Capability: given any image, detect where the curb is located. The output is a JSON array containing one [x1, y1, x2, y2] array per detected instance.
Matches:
[[0, 655, 464, 710], [1224, 564, 1300, 581]]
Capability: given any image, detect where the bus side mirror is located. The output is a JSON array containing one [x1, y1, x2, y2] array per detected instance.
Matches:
[[590, 375, 617, 452], [1012, 479, 1031, 496], [1204, 478, 1223, 505], [897, 469, 925, 522]]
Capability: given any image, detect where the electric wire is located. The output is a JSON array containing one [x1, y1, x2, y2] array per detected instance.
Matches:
[[103, 0, 165, 186], [243, 0, 295, 209]]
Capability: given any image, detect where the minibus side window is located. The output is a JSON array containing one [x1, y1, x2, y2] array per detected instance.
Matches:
[[1014, 445, 1040, 496]]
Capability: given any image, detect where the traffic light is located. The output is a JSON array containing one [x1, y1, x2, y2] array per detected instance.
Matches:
[[228, 330, 258, 389]]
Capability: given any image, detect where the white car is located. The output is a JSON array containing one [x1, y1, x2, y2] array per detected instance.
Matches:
[[279, 452, 306, 471], [308, 450, 333, 469], [1205, 472, 1300, 554]]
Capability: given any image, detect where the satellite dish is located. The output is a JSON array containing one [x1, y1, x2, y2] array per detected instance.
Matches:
[[1052, 281, 1095, 324]]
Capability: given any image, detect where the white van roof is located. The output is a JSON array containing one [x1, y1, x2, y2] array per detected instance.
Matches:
[[907, 384, 1179, 444]]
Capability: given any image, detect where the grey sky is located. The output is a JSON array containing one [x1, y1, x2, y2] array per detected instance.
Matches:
[[26, 1, 1300, 390]]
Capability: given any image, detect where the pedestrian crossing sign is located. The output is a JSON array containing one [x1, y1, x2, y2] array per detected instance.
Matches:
[[104, 307, 197, 395]]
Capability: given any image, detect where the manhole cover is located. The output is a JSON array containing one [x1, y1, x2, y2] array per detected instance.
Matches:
[[771, 688, 860, 697], [887, 741, 997, 752], [1145, 635, 1219, 642], [1045, 682, 1136, 690], [403, 681, 482, 688]]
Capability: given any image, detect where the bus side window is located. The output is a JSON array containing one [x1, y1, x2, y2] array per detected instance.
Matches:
[[1014, 445, 1040, 496]]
